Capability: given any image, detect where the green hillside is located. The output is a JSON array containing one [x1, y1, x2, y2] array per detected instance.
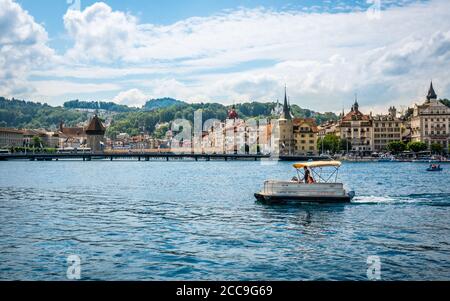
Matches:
[[0, 97, 339, 138]]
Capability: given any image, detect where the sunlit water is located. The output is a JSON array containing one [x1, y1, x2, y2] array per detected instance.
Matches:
[[0, 160, 449, 280]]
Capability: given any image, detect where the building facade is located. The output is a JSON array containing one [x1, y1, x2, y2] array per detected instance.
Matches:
[[372, 106, 404, 152], [411, 82, 450, 150], [0, 128, 24, 148], [293, 118, 318, 155], [339, 100, 373, 154], [58, 115, 106, 151]]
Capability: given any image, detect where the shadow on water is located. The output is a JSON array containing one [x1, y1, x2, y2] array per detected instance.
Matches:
[[255, 200, 348, 231]]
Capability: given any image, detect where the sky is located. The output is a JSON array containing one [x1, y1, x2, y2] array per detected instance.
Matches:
[[1, 0, 450, 114]]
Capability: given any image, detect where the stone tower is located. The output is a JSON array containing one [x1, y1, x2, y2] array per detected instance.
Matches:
[[277, 86, 294, 155], [388, 106, 397, 117], [85, 115, 106, 152]]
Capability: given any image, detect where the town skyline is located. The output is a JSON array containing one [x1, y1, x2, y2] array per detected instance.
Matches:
[[2, 79, 449, 116], [2, 0, 450, 113]]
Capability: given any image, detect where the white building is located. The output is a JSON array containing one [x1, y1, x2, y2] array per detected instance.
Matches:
[[411, 82, 450, 150]]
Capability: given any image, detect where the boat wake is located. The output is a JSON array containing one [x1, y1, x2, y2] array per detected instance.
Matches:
[[351, 193, 450, 206]]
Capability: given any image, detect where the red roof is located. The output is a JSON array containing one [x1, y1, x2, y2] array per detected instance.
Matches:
[[342, 109, 370, 121], [85, 115, 106, 135]]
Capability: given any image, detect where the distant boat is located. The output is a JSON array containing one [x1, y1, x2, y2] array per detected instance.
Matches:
[[427, 165, 443, 172], [254, 161, 355, 204]]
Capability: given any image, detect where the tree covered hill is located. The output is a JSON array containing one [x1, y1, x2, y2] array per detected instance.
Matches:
[[0, 96, 339, 138], [143, 97, 186, 111], [0, 97, 89, 129], [106, 101, 339, 138], [63, 99, 134, 112], [440, 99, 450, 107]]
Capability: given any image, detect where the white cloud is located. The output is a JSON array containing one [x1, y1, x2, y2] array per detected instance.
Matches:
[[32, 80, 120, 97], [112, 88, 148, 107], [0, 0, 53, 97], [63, 2, 138, 62], [3, 0, 450, 114]]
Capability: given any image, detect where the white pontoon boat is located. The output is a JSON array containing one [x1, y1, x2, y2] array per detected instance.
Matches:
[[254, 161, 355, 204]]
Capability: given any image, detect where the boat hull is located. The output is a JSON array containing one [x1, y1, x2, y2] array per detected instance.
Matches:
[[254, 192, 352, 204], [426, 168, 442, 172]]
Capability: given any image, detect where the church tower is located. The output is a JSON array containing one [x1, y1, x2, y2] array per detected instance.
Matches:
[[426, 81, 437, 102], [277, 86, 294, 155]]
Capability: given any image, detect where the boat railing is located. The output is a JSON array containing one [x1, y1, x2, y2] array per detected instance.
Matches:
[[263, 180, 343, 194]]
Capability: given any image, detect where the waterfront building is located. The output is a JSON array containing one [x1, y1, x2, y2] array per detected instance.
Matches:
[[58, 120, 87, 149], [129, 135, 156, 150], [257, 120, 273, 154], [339, 99, 373, 154], [22, 129, 60, 148], [0, 128, 24, 148], [293, 118, 318, 155], [411, 82, 450, 150], [372, 106, 404, 152], [58, 115, 106, 151], [317, 120, 339, 140], [223, 107, 244, 154], [205, 120, 226, 154]]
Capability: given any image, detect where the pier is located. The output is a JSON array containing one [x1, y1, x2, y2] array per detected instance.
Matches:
[[0, 152, 329, 162]]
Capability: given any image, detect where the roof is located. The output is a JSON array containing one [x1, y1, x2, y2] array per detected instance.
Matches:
[[23, 129, 47, 137], [293, 161, 342, 169], [281, 86, 292, 120], [293, 118, 319, 132], [342, 109, 370, 121], [227, 105, 239, 120], [60, 127, 85, 137], [293, 117, 315, 125], [0, 128, 24, 134], [85, 115, 106, 135], [427, 81, 437, 101]]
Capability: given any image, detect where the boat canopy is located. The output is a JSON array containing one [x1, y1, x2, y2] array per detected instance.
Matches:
[[293, 161, 342, 169]]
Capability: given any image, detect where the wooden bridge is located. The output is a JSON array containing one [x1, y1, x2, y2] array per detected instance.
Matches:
[[0, 152, 329, 162]]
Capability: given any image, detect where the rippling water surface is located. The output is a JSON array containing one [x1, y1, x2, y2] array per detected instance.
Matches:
[[0, 160, 449, 280]]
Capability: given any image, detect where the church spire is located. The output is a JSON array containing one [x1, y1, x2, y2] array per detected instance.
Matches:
[[282, 85, 292, 120], [426, 81, 437, 101], [352, 93, 359, 112]]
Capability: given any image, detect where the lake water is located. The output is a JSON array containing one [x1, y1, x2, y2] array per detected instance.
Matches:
[[0, 160, 449, 280]]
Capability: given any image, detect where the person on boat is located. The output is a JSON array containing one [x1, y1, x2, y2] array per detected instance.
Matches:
[[291, 176, 299, 183], [303, 167, 315, 184]]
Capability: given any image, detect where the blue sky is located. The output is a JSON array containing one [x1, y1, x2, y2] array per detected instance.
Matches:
[[1, 0, 450, 113]]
